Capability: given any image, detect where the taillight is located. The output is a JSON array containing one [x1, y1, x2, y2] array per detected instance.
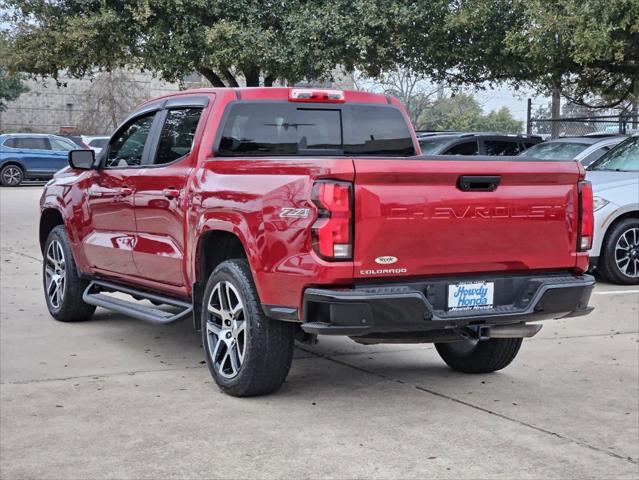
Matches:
[[578, 180, 594, 251], [289, 88, 345, 103], [311, 181, 353, 260]]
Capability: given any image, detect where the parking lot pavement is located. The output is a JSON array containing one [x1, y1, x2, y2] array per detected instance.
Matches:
[[1, 186, 638, 479]]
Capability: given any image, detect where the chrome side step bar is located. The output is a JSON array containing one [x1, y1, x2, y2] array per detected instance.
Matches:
[[82, 280, 192, 325]]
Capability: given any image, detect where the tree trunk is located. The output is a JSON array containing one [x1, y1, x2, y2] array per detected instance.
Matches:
[[264, 75, 275, 87], [243, 68, 260, 87], [198, 68, 227, 87], [633, 81, 638, 129], [223, 69, 240, 88], [551, 83, 561, 139]]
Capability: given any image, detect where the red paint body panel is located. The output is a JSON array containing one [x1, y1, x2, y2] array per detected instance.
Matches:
[[353, 159, 588, 280], [40, 87, 588, 321]]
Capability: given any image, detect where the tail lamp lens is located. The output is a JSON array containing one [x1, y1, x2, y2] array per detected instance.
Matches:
[[311, 181, 353, 260], [579, 180, 594, 251]]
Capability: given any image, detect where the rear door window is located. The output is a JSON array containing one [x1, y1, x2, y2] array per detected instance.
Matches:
[[443, 140, 479, 155], [15, 137, 51, 150], [154, 108, 203, 165], [50, 138, 77, 151], [218, 103, 413, 156], [483, 140, 521, 156]]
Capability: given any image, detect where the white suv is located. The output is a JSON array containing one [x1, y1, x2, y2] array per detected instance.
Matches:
[[586, 135, 639, 284]]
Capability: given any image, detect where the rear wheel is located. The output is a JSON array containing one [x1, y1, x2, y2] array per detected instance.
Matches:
[[435, 337, 523, 373], [201, 259, 295, 397], [43, 225, 96, 322], [1, 164, 24, 186], [599, 218, 639, 285]]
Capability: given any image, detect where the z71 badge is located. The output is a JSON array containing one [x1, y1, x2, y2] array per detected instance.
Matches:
[[279, 207, 311, 218]]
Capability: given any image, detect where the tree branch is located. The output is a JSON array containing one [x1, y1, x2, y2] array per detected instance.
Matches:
[[198, 67, 226, 87]]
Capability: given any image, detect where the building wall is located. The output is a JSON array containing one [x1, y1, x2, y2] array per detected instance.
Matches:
[[0, 68, 354, 135], [0, 71, 202, 135]]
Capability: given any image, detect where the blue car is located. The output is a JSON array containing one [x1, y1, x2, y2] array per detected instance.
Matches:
[[0, 134, 80, 186]]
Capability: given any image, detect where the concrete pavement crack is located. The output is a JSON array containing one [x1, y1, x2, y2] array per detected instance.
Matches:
[[0, 365, 206, 385], [297, 346, 638, 467], [1, 247, 42, 263]]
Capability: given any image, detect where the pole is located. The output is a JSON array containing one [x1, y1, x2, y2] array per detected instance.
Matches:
[[526, 98, 532, 135]]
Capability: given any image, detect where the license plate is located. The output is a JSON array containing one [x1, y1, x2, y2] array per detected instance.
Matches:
[[448, 282, 494, 311]]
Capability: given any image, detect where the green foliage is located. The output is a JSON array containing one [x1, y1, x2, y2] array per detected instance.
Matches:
[[419, 94, 523, 133], [400, 0, 638, 108], [0, 68, 28, 111], [3, 0, 406, 87]]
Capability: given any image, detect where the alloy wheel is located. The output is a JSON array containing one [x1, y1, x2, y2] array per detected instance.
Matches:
[[206, 281, 247, 379], [45, 240, 66, 309], [2, 166, 22, 186], [615, 227, 639, 278]]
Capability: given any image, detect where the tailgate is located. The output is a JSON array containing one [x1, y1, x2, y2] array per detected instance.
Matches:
[[353, 159, 582, 279]]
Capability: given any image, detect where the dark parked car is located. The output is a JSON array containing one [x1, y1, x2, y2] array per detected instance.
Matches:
[[0, 134, 79, 186], [517, 136, 625, 166], [418, 133, 542, 156]]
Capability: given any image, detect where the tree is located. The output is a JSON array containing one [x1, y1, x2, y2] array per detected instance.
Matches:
[[397, 0, 638, 109], [419, 93, 523, 133], [349, 66, 439, 129], [4, 0, 409, 87], [79, 71, 147, 134], [0, 68, 28, 111]]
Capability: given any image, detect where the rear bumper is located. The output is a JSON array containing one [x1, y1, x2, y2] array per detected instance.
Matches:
[[301, 272, 595, 336]]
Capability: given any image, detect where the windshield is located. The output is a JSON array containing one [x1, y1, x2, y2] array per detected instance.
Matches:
[[589, 137, 639, 171], [518, 141, 590, 160], [418, 137, 455, 154]]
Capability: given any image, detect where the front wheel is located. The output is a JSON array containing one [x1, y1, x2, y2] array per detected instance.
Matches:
[[43, 225, 96, 322], [201, 259, 295, 397], [598, 218, 639, 285], [435, 337, 523, 373]]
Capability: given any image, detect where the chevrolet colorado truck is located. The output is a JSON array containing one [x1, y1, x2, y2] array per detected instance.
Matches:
[[40, 87, 595, 397]]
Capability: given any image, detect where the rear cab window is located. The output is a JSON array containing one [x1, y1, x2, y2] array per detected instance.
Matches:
[[483, 140, 522, 156], [443, 141, 479, 155], [217, 102, 415, 157]]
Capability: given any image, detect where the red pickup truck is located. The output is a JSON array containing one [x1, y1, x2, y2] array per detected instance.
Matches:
[[40, 87, 595, 396]]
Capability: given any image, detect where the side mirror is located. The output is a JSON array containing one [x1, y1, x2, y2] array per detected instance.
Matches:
[[68, 149, 95, 170]]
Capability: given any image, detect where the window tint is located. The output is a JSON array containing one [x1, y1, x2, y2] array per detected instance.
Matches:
[[419, 137, 456, 154], [89, 139, 108, 148], [218, 103, 414, 157], [518, 141, 589, 160], [155, 108, 203, 165], [484, 140, 521, 156], [444, 141, 479, 155], [4, 138, 19, 148], [105, 114, 155, 168], [589, 137, 639, 171], [343, 106, 414, 155], [580, 147, 609, 167], [9, 137, 50, 150], [50, 138, 77, 151]]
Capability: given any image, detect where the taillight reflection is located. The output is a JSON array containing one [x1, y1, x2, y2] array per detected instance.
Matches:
[[311, 181, 353, 260]]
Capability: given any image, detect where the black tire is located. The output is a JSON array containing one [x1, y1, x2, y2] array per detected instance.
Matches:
[[43, 225, 96, 322], [0, 164, 24, 187], [201, 259, 295, 397], [598, 218, 639, 285], [435, 337, 523, 374]]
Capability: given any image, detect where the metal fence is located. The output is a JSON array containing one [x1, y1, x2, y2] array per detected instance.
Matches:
[[527, 114, 638, 138]]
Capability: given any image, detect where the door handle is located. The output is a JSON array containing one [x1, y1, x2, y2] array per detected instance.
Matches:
[[163, 188, 181, 199], [87, 186, 132, 198], [457, 175, 501, 192]]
